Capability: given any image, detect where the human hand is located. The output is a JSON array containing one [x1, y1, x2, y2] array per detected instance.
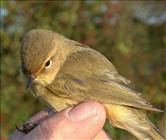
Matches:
[[9, 101, 112, 140]]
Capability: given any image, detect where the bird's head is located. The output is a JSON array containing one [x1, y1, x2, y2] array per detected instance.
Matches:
[[20, 29, 69, 87]]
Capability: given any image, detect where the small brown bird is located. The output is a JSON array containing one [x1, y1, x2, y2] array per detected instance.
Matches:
[[20, 29, 165, 140]]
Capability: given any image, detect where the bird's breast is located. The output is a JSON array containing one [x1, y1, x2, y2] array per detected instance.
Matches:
[[31, 83, 77, 111]]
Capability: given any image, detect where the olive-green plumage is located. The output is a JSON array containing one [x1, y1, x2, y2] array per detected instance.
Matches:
[[21, 29, 165, 140]]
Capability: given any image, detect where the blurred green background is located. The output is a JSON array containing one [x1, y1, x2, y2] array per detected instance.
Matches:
[[1, 1, 166, 140]]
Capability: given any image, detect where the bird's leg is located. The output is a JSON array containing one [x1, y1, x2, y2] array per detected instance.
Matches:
[[16, 121, 39, 134]]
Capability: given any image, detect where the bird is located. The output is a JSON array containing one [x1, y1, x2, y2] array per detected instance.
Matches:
[[20, 29, 165, 140]]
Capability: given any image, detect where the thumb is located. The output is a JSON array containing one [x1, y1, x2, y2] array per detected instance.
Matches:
[[23, 101, 106, 140]]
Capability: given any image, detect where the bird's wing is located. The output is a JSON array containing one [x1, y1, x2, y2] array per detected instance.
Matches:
[[47, 48, 160, 111]]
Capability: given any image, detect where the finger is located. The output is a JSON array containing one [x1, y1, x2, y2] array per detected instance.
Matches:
[[9, 131, 25, 140], [22, 101, 106, 140], [9, 108, 54, 140], [93, 130, 113, 140], [28, 108, 54, 124]]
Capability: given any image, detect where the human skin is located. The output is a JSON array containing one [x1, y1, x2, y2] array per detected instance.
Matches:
[[9, 101, 112, 140], [20, 29, 165, 140]]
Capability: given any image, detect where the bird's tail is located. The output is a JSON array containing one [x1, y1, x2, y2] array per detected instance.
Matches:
[[104, 104, 165, 140]]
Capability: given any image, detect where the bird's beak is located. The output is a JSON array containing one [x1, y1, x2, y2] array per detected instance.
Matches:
[[26, 75, 36, 89]]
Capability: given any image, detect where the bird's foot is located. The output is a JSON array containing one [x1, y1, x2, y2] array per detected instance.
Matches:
[[16, 121, 38, 134]]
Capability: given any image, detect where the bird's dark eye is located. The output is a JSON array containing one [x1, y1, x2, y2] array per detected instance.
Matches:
[[45, 60, 52, 68]]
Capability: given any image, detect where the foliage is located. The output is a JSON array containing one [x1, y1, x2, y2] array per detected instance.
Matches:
[[1, 1, 166, 140]]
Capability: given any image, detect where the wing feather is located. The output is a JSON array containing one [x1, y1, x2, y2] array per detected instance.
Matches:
[[47, 48, 161, 111]]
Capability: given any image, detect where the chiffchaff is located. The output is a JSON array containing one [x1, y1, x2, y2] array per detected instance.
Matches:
[[20, 29, 165, 140]]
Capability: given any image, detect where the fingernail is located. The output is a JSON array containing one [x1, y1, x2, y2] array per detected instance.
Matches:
[[66, 102, 97, 121]]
